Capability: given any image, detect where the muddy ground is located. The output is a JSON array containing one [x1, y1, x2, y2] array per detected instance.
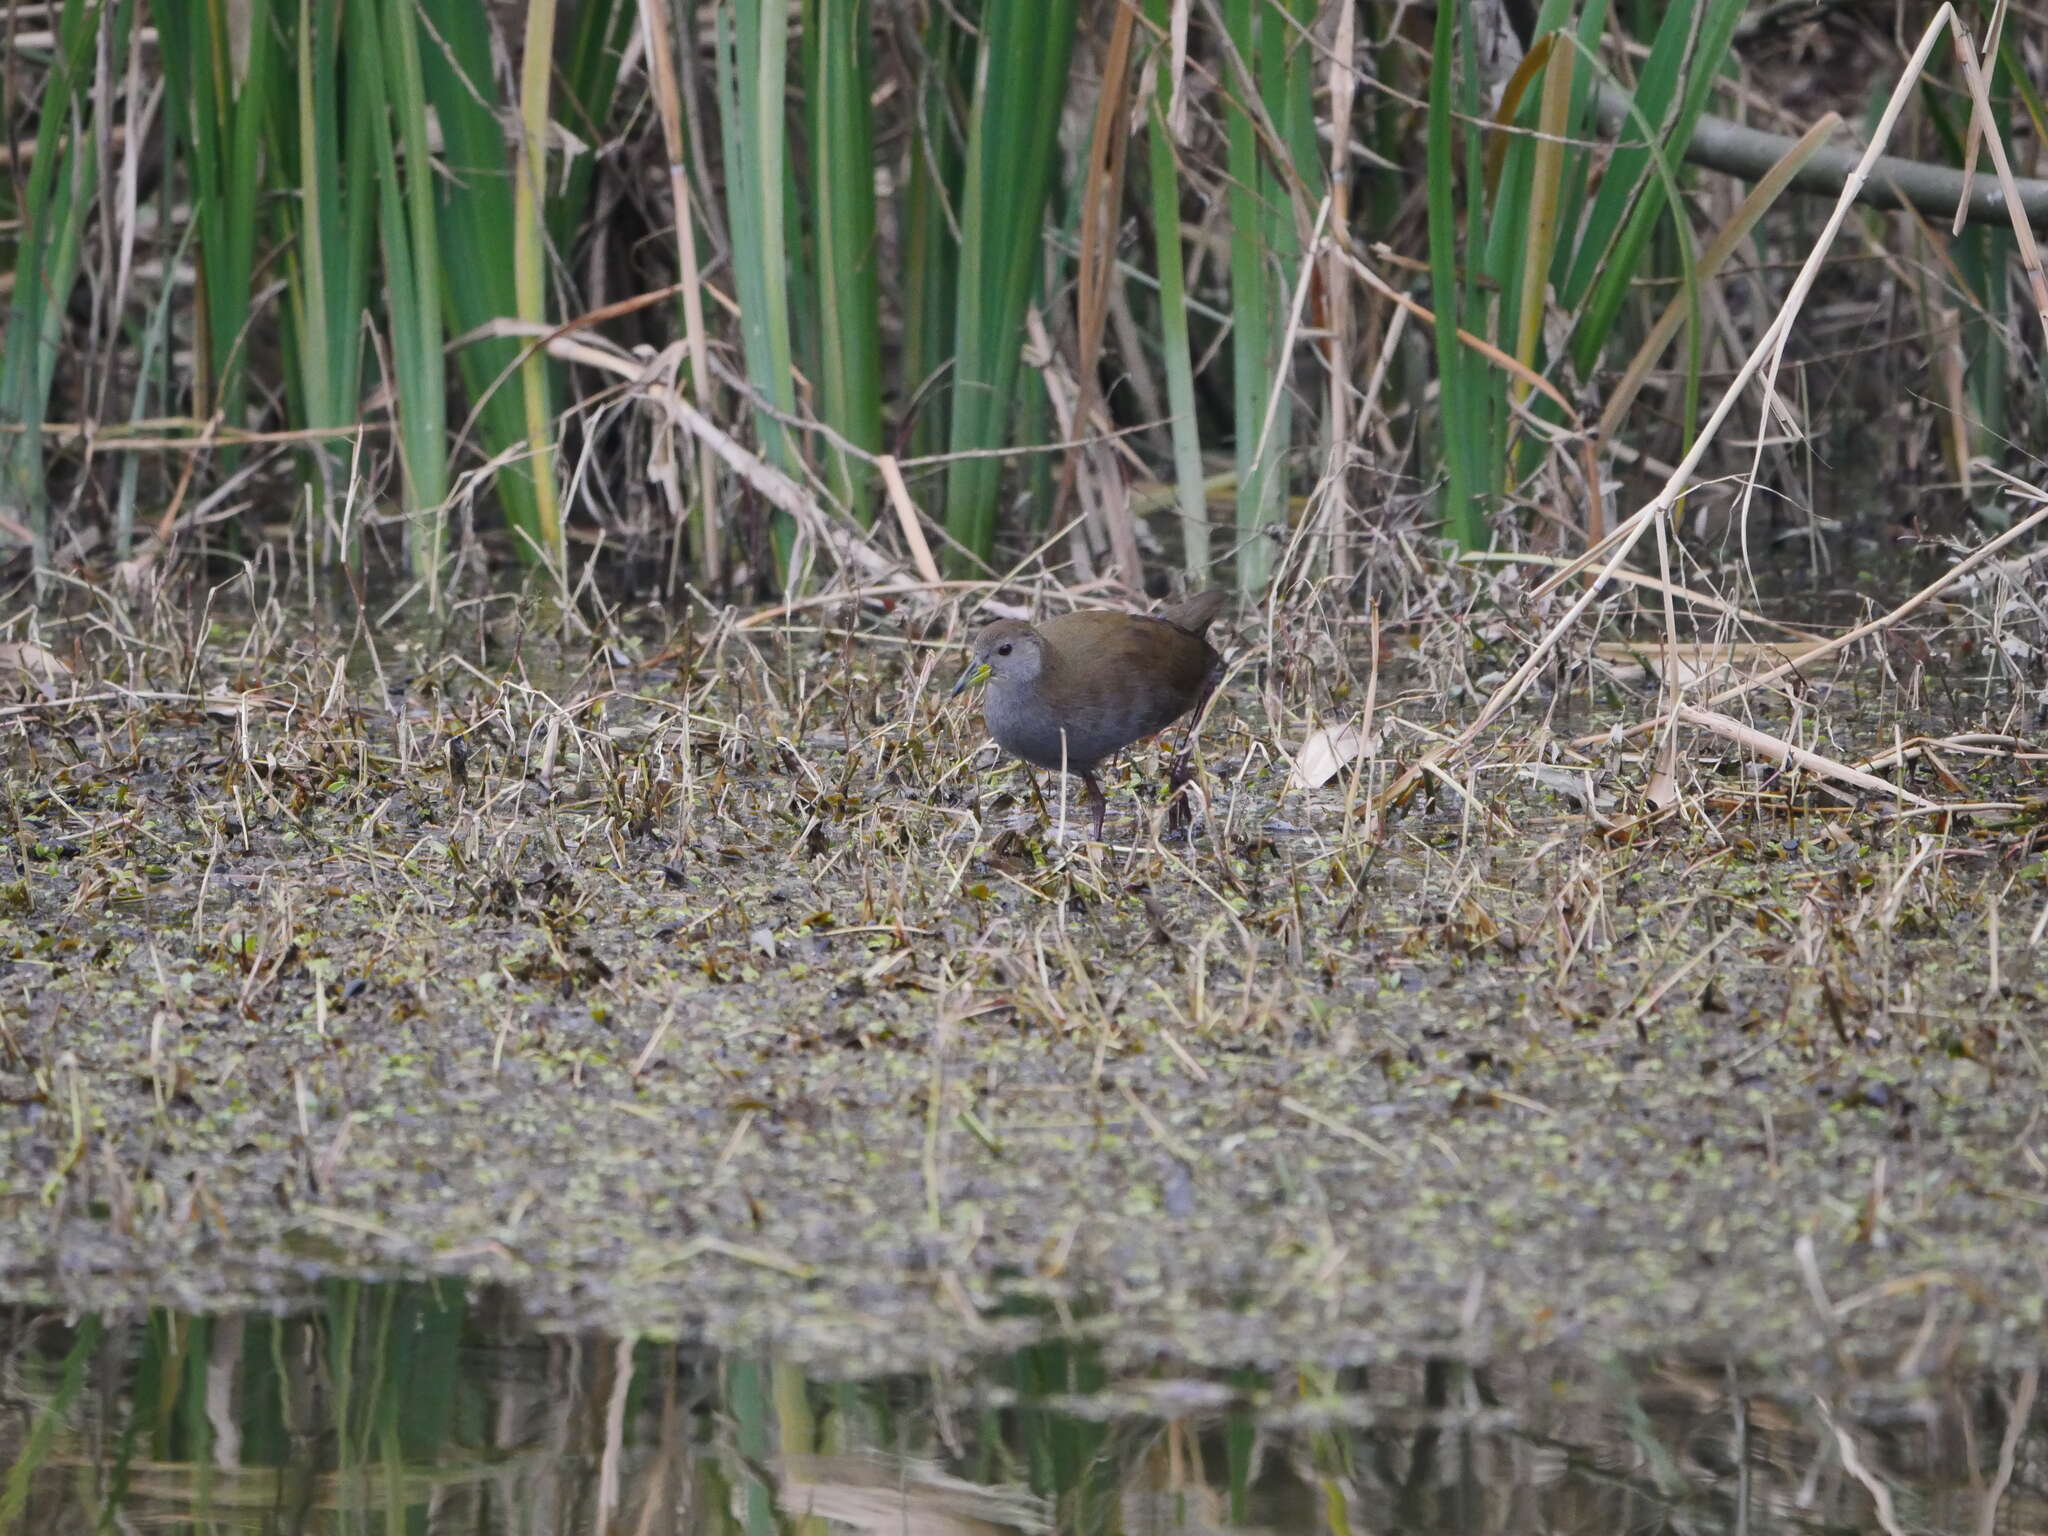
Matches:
[[0, 590, 2044, 1377]]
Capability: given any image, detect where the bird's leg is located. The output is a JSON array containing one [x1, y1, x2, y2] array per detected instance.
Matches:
[[1165, 678, 1219, 834], [1169, 677, 1219, 786], [1082, 772, 1107, 842]]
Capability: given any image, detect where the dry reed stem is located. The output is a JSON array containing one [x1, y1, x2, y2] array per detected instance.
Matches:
[[1675, 706, 1936, 808], [532, 328, 907, 587], [1944, 8, 2048, 353], [1977, 1364, 2039, 1536], [1856, 733, 2048, 772], [875, 455, 943, 586], [1949, 0, 2011, 237], [1577, 470, 2048, 749], [1372, 6, 1983, 826], [1594, 113, 1846, 451], [635, 0, 721, 587], [1062, 0, 1145, 591], [1465, 550, 1821, 639]]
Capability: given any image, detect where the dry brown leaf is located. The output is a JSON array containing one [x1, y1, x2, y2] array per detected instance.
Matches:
[[1521, 763, 1617, 813], [1288, 722, 1373, 790], [0, 642, 72, 683]]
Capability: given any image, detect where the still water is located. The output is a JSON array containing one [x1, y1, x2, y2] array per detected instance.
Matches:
[[1, 1282, 2040, 1534]]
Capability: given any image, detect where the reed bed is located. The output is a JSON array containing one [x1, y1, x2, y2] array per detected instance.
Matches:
[[2, 0, 2042, 608]]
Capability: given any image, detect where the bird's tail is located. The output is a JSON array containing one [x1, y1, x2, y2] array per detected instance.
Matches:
[[1161, 589, 1226, 634]]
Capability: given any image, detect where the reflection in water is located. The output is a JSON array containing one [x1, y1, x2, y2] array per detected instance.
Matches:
[[0, 1283, 2040, 1534]]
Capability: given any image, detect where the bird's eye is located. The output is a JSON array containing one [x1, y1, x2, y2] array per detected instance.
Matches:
[[997, 643, 1013, 656]]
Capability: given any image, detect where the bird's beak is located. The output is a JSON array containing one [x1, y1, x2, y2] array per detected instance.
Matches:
[[949, 660, 991, 698]]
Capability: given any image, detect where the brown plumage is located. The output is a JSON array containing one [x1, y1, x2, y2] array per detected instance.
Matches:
[[950, 591, 1226, 839]]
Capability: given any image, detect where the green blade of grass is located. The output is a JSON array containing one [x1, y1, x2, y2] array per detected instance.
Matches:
[[0, 1316, 101, 1527], [419, 0, 556, 565], [1427, 0, 1486, 547], [1221, 0, 1274, 587], [513, 0, 566, 575], [278, 0, 373, 557], [900, 6, 971, 464], [0, 0, 105, 562], [718, 0, 802, 577], [155, 0, 275, 440], [1565, 0, 1745, 375], [350, 0, 448, 585], [551, 0, 638, 255], [941, 0, 1082, 569], [805, 0, 883, 521], [1145, 85, 1209, 579], [1217, 0, 1319, 590]]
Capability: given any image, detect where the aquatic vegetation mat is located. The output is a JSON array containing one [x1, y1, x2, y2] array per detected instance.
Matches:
[[0, 591, 2044, 1380]]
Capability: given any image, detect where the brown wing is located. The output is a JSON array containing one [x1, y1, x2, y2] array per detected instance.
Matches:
[[1039, 611, 1206, 683], [1039, 611, 1215, 744]]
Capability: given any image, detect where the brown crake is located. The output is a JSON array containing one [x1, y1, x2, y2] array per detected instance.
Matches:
[[950, 591, 1225, 839]]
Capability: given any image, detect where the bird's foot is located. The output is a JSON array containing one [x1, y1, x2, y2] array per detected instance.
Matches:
[[1161, 766, 1205, 838]]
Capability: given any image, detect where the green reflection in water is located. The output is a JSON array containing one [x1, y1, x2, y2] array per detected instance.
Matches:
[[1, 1283, 2039, 1535]]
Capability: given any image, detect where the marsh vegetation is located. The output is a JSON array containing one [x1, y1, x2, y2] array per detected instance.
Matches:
[[4, 0, 2048, 1527]]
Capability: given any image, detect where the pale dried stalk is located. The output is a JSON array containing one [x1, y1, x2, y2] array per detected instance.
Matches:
[[1372, 7, 1969, 824], [1061, 0, 1145, 590], [1949, 0, 2009, 235], [1944, 7, 2048, 352], [876, 453, 942, 586], [541, 331, 905, 585], [637, 0, 720, 586], [1677, 706, 1935, 808]]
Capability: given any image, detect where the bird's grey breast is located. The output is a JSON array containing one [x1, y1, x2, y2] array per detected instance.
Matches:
[[984, 677, 1086, 771]]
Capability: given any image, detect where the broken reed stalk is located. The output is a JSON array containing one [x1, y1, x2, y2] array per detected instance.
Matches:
[[1369, 4, 1989, 828], [1576, 469, 2048, 751], [636, 0, 721, 588]]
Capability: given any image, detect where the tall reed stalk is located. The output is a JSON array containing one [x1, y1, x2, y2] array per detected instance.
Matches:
[[351, 0, 448, 587], [718, 0, 802, 574], [940, 0, 1082, 570], [1426, 0, 1487, 547], [422, 0, 564, 573], [0, 0, 111, 561], [278, 0, 373, 559], [1146, 93, 1210, 580], [1221, 0, 1318, 592], [5, 0, 2033, 590], [511, 0, 565, 575], [900, 6, 973, 466], [155, 0, 272, 450], [1432, 0, 1743, 547], [805, 0, 883, 521]]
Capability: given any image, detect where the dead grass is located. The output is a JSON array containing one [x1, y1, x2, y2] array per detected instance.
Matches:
[[0, 537, 2042, 1380]]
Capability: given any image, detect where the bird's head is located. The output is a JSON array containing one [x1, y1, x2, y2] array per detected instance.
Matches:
[[950, 620, 1046, 696]]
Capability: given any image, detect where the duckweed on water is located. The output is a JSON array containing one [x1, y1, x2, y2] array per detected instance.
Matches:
[[0, 591, 2044, 1380]]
